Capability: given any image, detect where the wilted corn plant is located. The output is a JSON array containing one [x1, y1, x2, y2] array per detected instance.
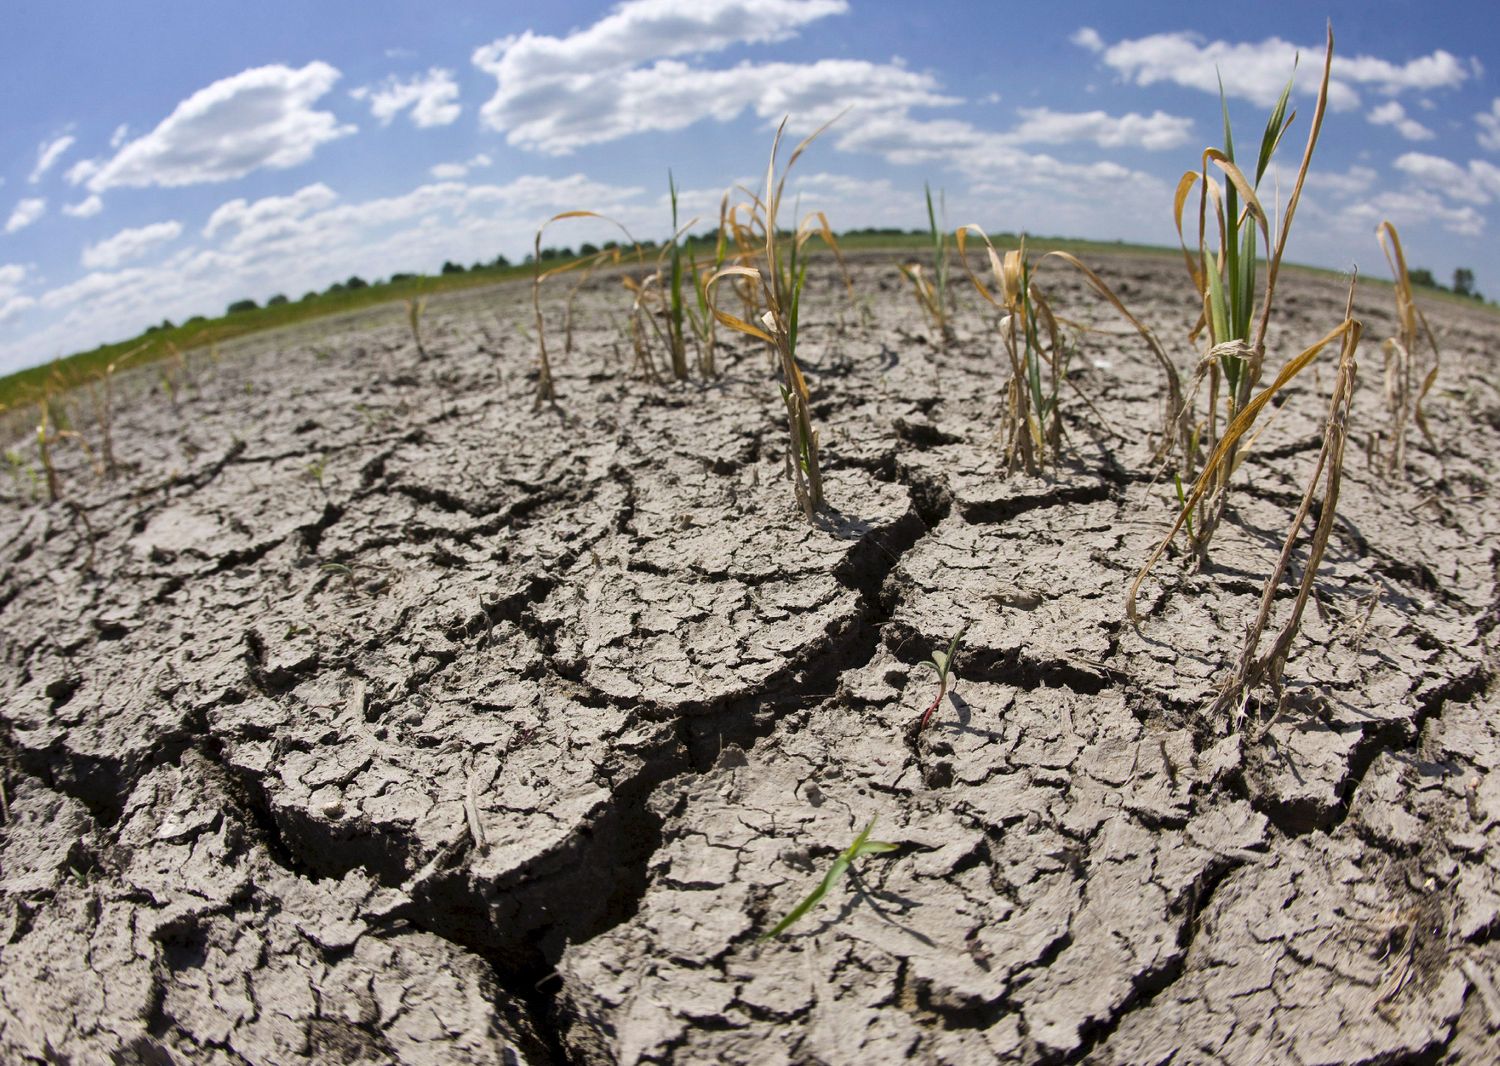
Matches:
[[957, 225, 1190, 475], [707, 118, 847, 518], [530, 212, 636, 406], [1375, 221, 1439, 476], [619, 175, 705, 381], [955, 232, 1062, 471], [1208, 282, 1362, 731], [1153, 27, 1337, 566], [898, 183, 954, 344]]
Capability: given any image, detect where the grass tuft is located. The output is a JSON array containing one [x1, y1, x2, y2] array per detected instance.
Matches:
[[706, 116, 847, 518]]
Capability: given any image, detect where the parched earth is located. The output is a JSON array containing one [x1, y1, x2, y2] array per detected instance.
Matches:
[[3, 251, 1500, 1064]]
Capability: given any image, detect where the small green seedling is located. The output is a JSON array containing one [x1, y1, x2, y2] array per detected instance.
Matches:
[[306, 455, 327, 489], [760, 818, 898, 939], [917, 625, 966, 731]]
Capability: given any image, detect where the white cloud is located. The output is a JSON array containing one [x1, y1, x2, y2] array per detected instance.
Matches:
[[0, 264, 29, 323], [352, 68, 462, 127], [77, 62, 354, 191], [474, 0, 873, 150], [0, 296, 33, 324], [203, 182, 338, 238], [1394, 152, 1500, 204], [29, 134, 75, 183], [62, 195, 103, 218], [1305, 165, 1378, 197], [428, 152, 493, 180], [5, 198, 46, 234], [0, 263, 25, 299], [1006, 107, 1192, 150], [1368, 101, 1434, 141], [1334, 188, 1485, 238], [1080, 30, 1470, 111], [481, 53, 957, 154], [64, 158, 99, 186], [1479, 99, 1500, 151], [110, 124, 129, 149], [1071, 27, 1104, 53], [81, 220, 183, 269]]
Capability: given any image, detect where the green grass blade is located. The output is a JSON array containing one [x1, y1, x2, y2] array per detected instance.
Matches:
[[1256, 72, 1296, 185], [1236, 221, 1257, 341], [760, 819, 896, 939]]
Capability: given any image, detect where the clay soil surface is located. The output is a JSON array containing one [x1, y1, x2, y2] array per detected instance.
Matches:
[[4, 251, 1500, 1064]]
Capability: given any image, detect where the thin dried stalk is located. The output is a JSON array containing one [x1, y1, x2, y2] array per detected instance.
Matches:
[[1208, 280, 1362, 729], [1127, 315, 1358, 623], [1375, 221, 1440, 475], [531, 212, 637, 406]]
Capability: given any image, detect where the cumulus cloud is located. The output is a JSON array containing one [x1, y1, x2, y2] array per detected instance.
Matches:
[[0, 263, 24, 294], [479, 49, 955, 154], [1332, 187, 1486, 238], [29, 134, 75, 183], [1479, 99, 1500, 151], [351, 68, 462, 127], [1006, 107, 1192, 150], [0, 264, 29, 323], [81, 220, 183, 269], [1077, 29, 1470, 111], [203, 183, 338, 239], [5, 198, 46, 233], [1368, 101, 1434, 141], [428, 153, 493, 180], [473, 0, 909, 151], [1306, 165, 1378, 197], [62, 195, 103, 218], [1393, 152, 1500, 205], [1071, 27, 1104, 53], [75, 62, 354, 191]]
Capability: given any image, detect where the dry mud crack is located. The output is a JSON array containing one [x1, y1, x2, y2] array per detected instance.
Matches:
[[3, 254, 1500, 1064]]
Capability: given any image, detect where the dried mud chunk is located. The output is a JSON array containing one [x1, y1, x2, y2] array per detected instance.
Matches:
[[885, 499, 1167, 683], [210, 631, 679, 964], [128, 454, 332, 573], [542, 472, 911, 714], [0, 754, 542, 1065], [1094, 834, 1469, 1065]]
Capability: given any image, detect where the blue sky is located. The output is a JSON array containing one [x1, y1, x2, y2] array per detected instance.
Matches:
[[2, 0, 1498, 375]]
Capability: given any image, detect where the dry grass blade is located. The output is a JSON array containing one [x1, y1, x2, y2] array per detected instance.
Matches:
[[1375, 221, 1441, 474], [1041, 250, 1188, 462], [405, 293, 428, 359], [530, 211, 637, 406], [1208, 280, 1363, 729], [1127, 316, 1358, 623]]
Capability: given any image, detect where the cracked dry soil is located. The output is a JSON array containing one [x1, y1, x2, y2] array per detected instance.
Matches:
[[3, 251, 1500, 1064]]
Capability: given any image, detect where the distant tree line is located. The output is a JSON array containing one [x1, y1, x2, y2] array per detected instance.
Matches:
[[1409, 265, 1484, 302]]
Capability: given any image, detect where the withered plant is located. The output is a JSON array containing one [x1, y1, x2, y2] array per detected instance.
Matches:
[[1375, 221, 1440, 476], [1152, 27, 1337, 564], [1207, 282, 1363, 731], [706, 117, 851, 518]]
